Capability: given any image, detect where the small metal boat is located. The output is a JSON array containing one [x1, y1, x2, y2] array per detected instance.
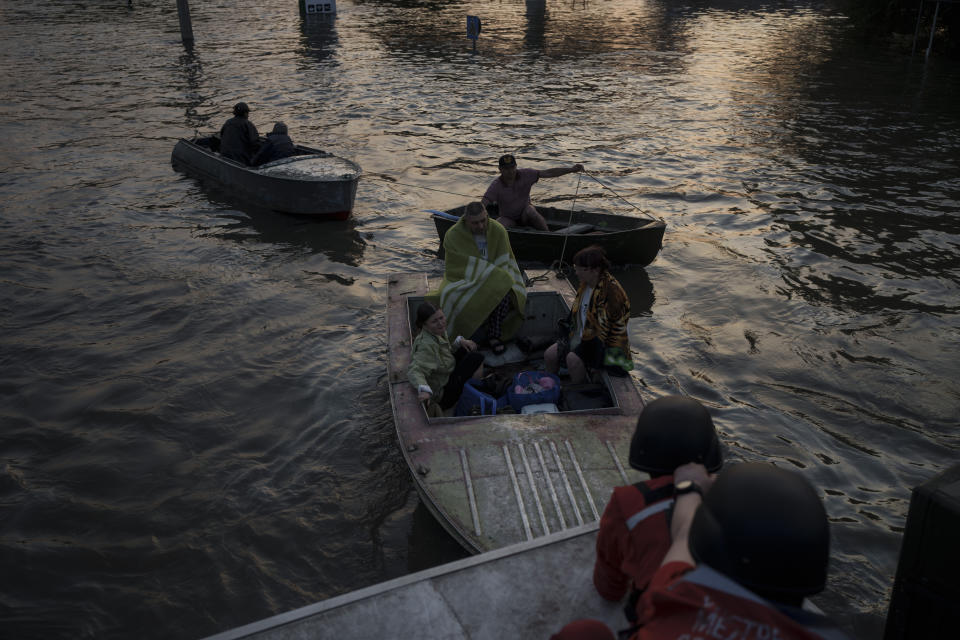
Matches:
[[431, 203, 666, 266], [386, 271, 646, 554], [199, 524, 622, 640], [172, 136, 361, 220]]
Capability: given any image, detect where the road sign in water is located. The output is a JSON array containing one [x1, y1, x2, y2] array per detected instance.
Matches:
[[304, 0, 336, 14], [467, 15, 481, 41]]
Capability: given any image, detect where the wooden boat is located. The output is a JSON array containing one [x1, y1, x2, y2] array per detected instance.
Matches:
[[386, 272, 646, 554], [171, 136, 361, 220], [200, 524, 625, 640], [431, 203, 666, 266]]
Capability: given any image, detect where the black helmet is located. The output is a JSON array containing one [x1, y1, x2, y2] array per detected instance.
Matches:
[[689, 462, 830, 601], [628, 396, 722, 475], [233, 102, 250, 117]]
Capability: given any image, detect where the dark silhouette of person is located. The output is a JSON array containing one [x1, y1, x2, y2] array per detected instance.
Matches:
[[219, 102, 259, 165], [251, 122, 296, 166]]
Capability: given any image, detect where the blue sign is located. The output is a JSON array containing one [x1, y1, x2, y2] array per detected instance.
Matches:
[[467, 15, 481, 41], [305, 0, 336, 13]]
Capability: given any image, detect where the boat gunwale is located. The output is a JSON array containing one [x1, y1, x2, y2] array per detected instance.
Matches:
[[173, 138, 362, 184], [198, 522, 604, 640], [433, 204, 666, 266], [441, 203, 666, 232]]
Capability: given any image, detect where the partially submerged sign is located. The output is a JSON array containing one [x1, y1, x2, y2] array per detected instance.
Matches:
[[302, 0, 336, 15], [467, 15, 481, 41]]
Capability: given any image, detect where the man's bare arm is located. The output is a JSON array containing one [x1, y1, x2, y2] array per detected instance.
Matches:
[[661, 463, 714, 566], [539, 163, 584, 178]]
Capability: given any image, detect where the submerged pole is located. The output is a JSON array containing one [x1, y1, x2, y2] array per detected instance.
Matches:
[[925, 1, 941, 60], [911, 0, 924, 57], [177, 0, 195, 47]]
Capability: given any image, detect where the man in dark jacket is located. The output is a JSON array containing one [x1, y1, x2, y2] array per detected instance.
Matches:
[[219, 102, 259, 165], [251, 122, 295, 166]]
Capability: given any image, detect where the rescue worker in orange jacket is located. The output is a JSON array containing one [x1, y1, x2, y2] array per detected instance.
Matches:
[[592, 396, 723, 623], [554, 462, 848, 640], [631, 461, 849, 640]]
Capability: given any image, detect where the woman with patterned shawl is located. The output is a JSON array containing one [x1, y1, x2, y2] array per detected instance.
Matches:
[[545, 245, 633, 383], [432, 202, 527, 354]]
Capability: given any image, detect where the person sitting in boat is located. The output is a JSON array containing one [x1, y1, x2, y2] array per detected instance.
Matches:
[[407, 302, 485, 415], [544, 245, 632, 383], [481, 154, 584, 231], [554, 462, 846, 640], [434, 201, 526, 355], [251, 122, 295, 166], [219, 101, 260, 165], [593, 397, 723, 624]]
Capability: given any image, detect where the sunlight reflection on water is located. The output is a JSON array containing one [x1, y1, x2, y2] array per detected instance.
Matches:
[[0, 1, 958, 639]]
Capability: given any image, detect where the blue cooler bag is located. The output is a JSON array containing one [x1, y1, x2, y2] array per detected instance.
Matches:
[[455, 379, 508, 417], [507, 371, 562, 410]]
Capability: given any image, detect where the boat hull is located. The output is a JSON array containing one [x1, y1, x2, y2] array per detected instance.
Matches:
[[198, 524, 622, 640], [433, 204, 665, 266], [171, 138, 360, 219], [387, 272, 645, 554]]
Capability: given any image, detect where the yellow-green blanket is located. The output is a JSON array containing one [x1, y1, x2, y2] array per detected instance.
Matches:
[[432, 218, 527, 341]]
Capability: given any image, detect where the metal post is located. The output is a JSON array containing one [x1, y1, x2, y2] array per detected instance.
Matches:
[[911, 0, 925, 57], [925, 1, 941, 60], [177, 0, 194, 47]]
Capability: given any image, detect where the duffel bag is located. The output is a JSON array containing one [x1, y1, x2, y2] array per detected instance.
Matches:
[[455, 379, 509, 417], [507, 371, 562, 409]]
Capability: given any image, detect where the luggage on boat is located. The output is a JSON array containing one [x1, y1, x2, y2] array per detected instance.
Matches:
[[455, 379, 508, 417], [507, 371, 562, 410]]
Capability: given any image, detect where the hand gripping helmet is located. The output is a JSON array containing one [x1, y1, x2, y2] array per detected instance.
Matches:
[[628, 395, 722, 475], [689, 462, 830, 601]]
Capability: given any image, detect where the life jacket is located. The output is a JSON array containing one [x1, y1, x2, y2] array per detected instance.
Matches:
[[637, 565, 850, 640], [593, 475, 675, 607]]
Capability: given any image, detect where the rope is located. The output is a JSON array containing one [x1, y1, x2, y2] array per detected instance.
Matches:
[[581, 169, 658, 220], [557, 172, 582, 268], [523, 271, 551, 286], [367, 169, 656, 222], [369, 168, 654, 285], [524, 261, 570, 286], [364, 174, 479, 200]]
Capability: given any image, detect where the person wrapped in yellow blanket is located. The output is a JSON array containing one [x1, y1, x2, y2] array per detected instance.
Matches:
[[432, 202, 527, 354]]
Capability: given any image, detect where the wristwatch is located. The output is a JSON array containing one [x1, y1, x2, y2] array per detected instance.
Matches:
[[674, 479, 703, 498]]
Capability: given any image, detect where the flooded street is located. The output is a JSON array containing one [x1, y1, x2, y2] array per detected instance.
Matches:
[[1, 1, 958, 638]]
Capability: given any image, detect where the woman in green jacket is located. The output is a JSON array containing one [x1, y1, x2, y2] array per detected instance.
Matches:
[[407, 302, 485, 412]]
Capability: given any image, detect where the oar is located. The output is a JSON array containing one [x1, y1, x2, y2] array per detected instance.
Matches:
[[425, 209, 460, 221]]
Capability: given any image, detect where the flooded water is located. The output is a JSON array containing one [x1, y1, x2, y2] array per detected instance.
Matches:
[[1, 0, 958, 638]]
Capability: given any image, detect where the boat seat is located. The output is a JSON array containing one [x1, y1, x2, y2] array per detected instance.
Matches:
[[554, 223, 595, 235], [561, 383, 614, 411]]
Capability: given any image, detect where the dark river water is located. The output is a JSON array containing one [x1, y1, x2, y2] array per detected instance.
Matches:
[[1, 1, 958, 638]]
